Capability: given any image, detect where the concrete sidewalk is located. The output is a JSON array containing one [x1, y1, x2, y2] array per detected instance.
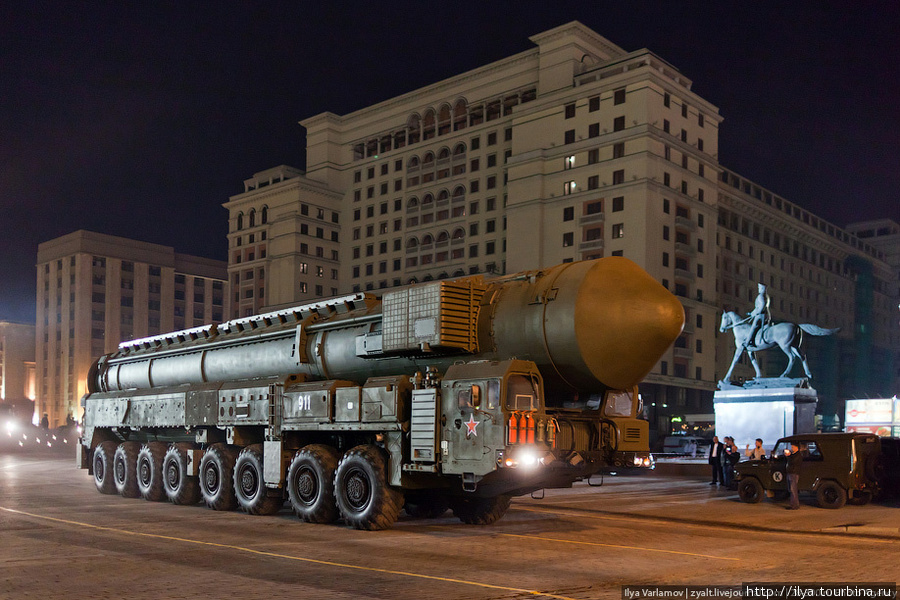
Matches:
[[569, 463, 900, 540]]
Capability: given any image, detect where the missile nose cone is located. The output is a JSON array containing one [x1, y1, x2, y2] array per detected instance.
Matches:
[[574, 257, 684, 389], [542, 257, 684, 391]]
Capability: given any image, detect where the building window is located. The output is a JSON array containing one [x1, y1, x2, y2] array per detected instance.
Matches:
[[564, 181, 576, 195], [612, 196, 624, 212], [613, 142, 624, 159], [614, 88, 626, 105], [612, 170, 624, 185], [588, 175, 599, 190], [662, 252, 669, 267], [663, 226, 670, 241], [564, 155, 575, 170], [612, 223, 624, 239], [589, 96, 600, 111], [562, 232, 573, 247], [664, 93, 670, 108], [588, 149, 599, 164], [588, 123, 600, 138], [682, 103, 688, 118], [564, 103, 576, 119], [613, 116, 625, 131], [564, 129, 575, 144], [563, 207, 574, 221], [586, 200, 602, 214]]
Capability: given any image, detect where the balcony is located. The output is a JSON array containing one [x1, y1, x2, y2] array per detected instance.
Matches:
[[675, 216, 696, 231], [675, 242, 696, 256], [578, 239, 604, 251], [673, 347, 693, 359], [675, 268, 695, 281], [578, 213, 605, 226]]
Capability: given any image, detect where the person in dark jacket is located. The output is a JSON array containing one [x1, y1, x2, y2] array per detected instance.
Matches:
[[708, 435, 725, 485], [785, 442, 807, 509]]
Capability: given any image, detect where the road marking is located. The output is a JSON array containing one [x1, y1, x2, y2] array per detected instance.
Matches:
[[0, 506, 578, 600], [498, 532, 739, 561], [513, 506, 896, 545]]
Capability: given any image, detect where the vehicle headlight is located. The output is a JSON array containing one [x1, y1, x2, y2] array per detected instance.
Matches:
[[4, 420, 16, 435]]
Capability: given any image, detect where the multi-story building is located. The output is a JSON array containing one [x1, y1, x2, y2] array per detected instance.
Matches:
[[0, 321, 36, 412], [35, 230, 228, 426], [717, 172, 899, 422], [223, 21, 898, 437], [224, 165, 342, 318]]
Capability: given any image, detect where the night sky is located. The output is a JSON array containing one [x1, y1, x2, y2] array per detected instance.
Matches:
[[2, 2, 898, 324]]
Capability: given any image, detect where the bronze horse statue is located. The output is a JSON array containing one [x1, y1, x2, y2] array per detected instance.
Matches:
[[719, 311, 839, 383]]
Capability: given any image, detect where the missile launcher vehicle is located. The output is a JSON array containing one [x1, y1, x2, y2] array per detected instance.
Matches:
[[78, 257, 683, 529]]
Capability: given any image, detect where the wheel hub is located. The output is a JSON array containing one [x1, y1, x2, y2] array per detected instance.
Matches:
[[139, 459, 151, 485], [94, 457, 104, 480], [345, 469, 370, 510], [240, 466, 258, 496], [115, 458, 125, 482], [204, 464, 219, 492], [296, 467, 317, 504], [166, 463, 179, 488]]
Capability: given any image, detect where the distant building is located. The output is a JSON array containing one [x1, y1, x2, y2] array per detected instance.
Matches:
[[35, 230, 228, 426], [223, 21, 899, 437], [0, 321, 36, 416]]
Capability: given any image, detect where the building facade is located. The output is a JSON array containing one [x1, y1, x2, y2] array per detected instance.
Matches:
[[35, 230, 228, 426], [223, 22, 899, 437], [0, 321, 36, 414]]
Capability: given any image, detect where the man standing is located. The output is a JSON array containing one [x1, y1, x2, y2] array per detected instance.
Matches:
[[745, 438, 766, 460], [708, 435, 724, 485], [785, 441, 806, 509]]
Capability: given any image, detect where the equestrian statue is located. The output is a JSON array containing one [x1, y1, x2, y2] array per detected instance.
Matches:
[[719, 283, 839, 384]]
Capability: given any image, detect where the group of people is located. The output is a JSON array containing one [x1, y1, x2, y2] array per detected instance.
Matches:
[[707, 435, 767, 489]]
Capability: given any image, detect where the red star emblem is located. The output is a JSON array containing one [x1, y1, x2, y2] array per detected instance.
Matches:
[[464, 414, 479, 437]]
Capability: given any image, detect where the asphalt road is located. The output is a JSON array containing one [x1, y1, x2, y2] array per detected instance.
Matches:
[[1, 449, 898, 599]]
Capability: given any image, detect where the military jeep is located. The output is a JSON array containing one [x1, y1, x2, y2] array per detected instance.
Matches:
[[734, 433, 882, 509]]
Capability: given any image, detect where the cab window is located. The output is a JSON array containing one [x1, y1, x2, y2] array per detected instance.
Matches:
[[506, 375, 538, 411], [604, 390, 634, 418]]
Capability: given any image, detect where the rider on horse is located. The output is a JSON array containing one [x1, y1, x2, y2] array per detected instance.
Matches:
[[745, 283, 770, 350]]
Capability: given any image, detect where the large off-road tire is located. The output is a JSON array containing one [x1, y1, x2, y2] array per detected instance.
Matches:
[[93, 441, 118, 495], [199, 443, 238, 511], [450, 495, 512, 525], [114, 441, 141, 498], [816, 480, 847, 509], [287, 444, 340, 523], [234, 444, 282, 516], [163, 443, 201, 505], [737, 478, 764, 503], [404, 492, 450, 518], [334, 445, 403, 530], [136, 442, 167, 502]]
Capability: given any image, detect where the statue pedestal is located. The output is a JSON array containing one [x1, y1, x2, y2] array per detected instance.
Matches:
[[713, 380, 818, 449]]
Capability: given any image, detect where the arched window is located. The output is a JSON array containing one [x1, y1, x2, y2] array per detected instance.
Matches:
[[437, 147, 450, 160], [422, 234, 434, 246], [437, 190, 449, 202], [237, 212, 244, 231], [408, 114, 421, 144], [422, 193, 434, 207], [261, 206, 268, 224], [249, 209, 256, 228], [407, 196, 419, 210], [423, 274, 434, 282], [452, 186, 465, 201], [408, 277, 418, 285], [453, 143, 466, 156], [423, 109, 436, 140], [422, 151, 435, 166], [438, 272, 449, 280], [453, 99, 468, 130], [406, 236, 419, 249], [407, 155, 420, 169], [438, 104, 452, 135], [451, 227, 465, 240], [436, 231, 450, 244], [453, 269, 465, 277]]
